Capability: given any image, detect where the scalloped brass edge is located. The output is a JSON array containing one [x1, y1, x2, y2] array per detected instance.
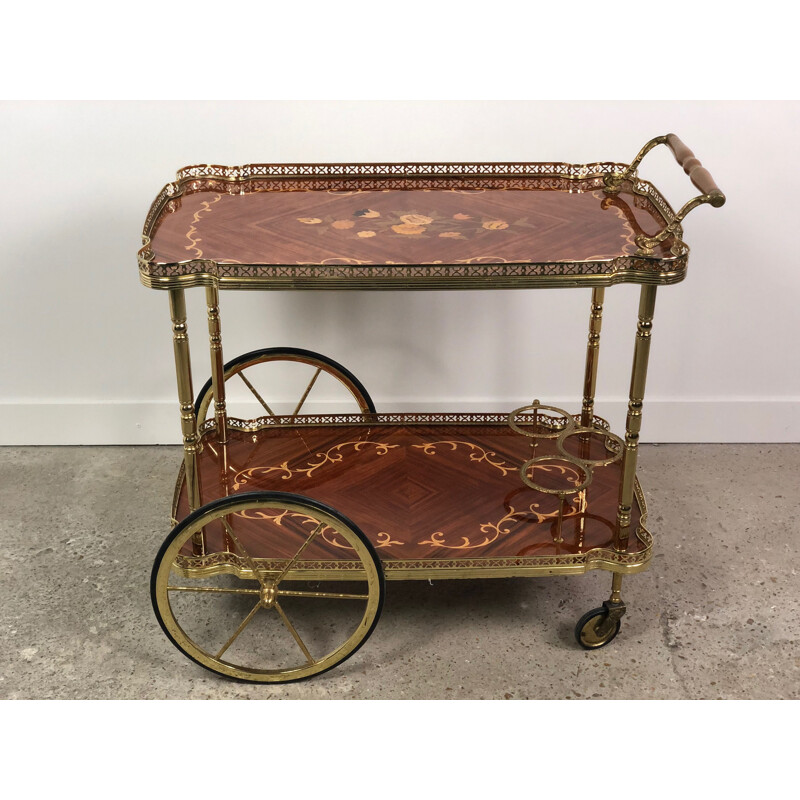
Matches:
[[139, 260, 689, 292], [169, 478, 651, 581], [138, 162, 687, 291], [174, 160, 630, 182], [193, 411, 614, 436]]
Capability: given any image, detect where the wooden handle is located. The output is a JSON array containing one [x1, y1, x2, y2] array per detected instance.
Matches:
[[664, 133, 725, 206]]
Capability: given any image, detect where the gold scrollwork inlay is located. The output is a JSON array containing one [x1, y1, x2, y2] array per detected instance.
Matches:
[[235, 505, 353, 551], [412, 440, 511, 476], [234, 499, 405, 551], [184, 194, 221, 258], [233, 440, 398, 490], [418, 465, 587, 551], [376, 531, 404, 548]]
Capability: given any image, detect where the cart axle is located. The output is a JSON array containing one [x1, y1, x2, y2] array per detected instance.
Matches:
[[260, 581, 278, 609]]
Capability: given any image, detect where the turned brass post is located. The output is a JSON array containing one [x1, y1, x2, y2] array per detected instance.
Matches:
[[592, 570, 628, 637], [608, 285, 656, 610], [205, 285, 228, 444], [206, 284, 232, 551], [581, 287, 605, 428], [169, 288, 204, 554], [616, 284, 657, 548], [610, 572, 623, 604]]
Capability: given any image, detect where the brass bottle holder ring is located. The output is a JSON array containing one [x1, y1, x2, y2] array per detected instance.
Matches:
[[508, 401, 625, 494], [519, 454, 591, 495], [507, 401, 574, 440], [508, 401, 625, 545], [556, 427, 625, 469]]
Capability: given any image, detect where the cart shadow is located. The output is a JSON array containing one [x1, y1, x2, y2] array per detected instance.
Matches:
[[344, 575, 593, 675]]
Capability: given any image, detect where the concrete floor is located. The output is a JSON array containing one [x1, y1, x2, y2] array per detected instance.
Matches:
[[1, 443, 798, 700]]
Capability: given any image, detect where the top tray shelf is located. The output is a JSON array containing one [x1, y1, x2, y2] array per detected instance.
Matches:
[[138, 137, 724, 291]]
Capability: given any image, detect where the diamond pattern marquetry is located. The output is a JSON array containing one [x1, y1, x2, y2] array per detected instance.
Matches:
[[139, 162, 687, 290], [149, 186, 667, 267], [173, 416, 645, 569]]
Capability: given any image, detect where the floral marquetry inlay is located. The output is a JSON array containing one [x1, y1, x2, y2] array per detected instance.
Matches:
[[140, 160, 686, 290], [295, 205, 529, 243]]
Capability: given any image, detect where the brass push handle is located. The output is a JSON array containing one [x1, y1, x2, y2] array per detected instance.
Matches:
[[604, 134, 726, 254], [663, 133, 725, 207]]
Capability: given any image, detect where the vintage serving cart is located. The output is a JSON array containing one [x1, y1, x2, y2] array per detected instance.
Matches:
[[139, 134, 724, 683]]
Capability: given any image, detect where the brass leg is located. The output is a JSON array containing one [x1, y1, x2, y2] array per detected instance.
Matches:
[[575, 570, 626, 648], [616, 284, 657, 549], [585, 286, 657, 641], [609, 572, 623, 604], [576, 288, 605, 551], [577, 287, 656, 649], [205, 285, 232, 550], [581, 287, 605, 427], [169, 289, 203, 554], [592, 573, 627, 639], [205, 285, 228, 444]]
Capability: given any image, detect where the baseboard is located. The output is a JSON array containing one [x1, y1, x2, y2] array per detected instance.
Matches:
[[1, 398, 798, 445]]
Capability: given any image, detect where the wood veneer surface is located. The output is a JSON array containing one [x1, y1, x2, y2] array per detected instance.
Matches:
[[174, 420, 643, 563], [150, 184, 672, 267]]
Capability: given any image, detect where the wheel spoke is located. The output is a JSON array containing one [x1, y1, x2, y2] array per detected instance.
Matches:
[[237, 371, 276, 417], [215, 599, 262, 660], [274, 601, 314, 665], [292, 367, 322, 417], [168, 585, 260, 595], [277, 589, 369, 600], [275, 522, 325, 584]]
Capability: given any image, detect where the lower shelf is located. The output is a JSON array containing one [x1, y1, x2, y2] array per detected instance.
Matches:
[[172, 411, 652, 579]]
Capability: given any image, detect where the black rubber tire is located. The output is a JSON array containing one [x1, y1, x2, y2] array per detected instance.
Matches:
[[194, 346, 376, 421], [574, 606, 622, 650]]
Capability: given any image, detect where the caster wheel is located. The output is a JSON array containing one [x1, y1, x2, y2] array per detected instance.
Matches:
[[152, 491, 384, 683], [575, 606, 621, 650], [195, 347, 376, 424]]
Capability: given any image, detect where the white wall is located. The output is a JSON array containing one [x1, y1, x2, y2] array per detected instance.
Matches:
[[1, 100, 797, 444]]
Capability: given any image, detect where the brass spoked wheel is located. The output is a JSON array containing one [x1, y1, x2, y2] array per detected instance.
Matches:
[[194, 347, 376, 425], [151, 492, 384, 683], [575, 606, 622, 650]]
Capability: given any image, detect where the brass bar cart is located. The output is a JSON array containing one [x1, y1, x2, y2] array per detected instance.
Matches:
[[139, 134, 725, 682]]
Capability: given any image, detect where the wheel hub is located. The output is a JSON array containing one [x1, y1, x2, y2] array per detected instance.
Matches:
[[260, 581, 278, 608]]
